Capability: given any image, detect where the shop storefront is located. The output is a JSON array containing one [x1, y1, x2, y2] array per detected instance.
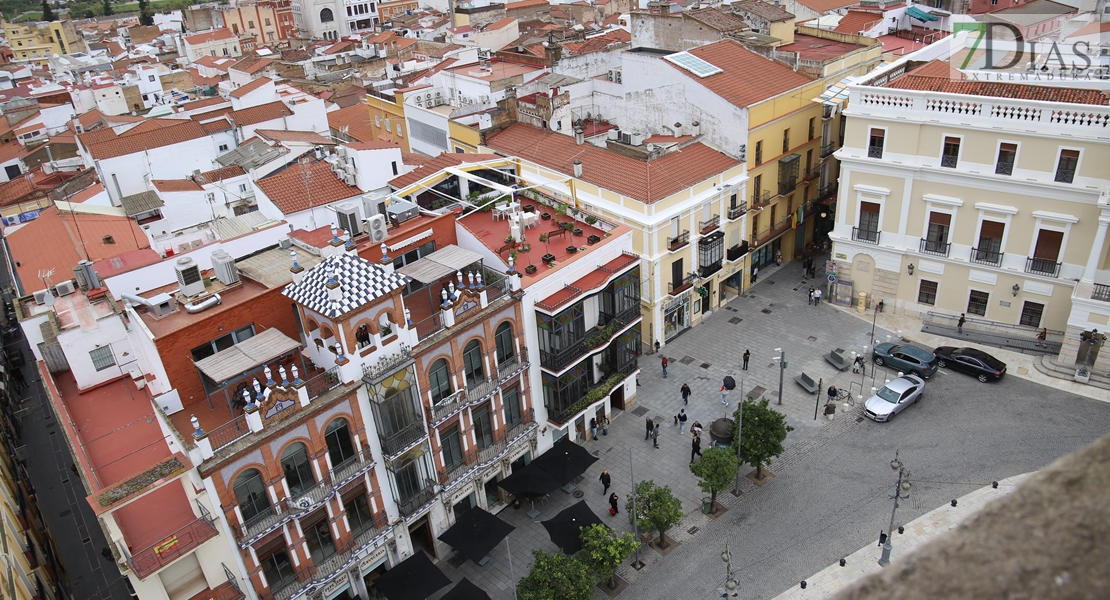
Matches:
[[360, 545, 390, 599], [663, 292, 691, 341], [751, 238, 782, 270]]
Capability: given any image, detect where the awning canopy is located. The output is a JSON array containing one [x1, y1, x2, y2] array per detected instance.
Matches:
[[119, 191, 164, 216], [396, 245, 484, 284], [193, 328, 301, 383], [907, 6, 939, 21]]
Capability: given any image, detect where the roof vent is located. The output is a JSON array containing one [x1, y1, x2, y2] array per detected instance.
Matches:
[[211, 250, 239, 285], [174, 257, 205, 297]]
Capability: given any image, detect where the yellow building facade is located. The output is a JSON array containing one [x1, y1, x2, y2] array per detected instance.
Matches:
[[1, 19, 82, 68], [365, 88, 411, 153]]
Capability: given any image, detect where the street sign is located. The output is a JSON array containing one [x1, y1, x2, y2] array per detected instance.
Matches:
[[828, 275, 836, 283]]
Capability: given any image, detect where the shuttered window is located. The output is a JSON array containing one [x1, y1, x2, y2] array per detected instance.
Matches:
[[1033, 230, 1063, 260]]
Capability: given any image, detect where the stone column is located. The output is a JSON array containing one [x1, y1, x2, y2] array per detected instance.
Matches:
[[1081, 214, 1110, 284]]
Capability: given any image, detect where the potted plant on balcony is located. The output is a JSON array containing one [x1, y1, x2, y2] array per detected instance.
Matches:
[[541, 211, 552, 220], [573, 227, 584, 236], [540, 234, 555, 265], [566, 245, 578, 254], [585, 215, 598, 226], [587, 234, 601, 245], [380, 324, 393, 337]]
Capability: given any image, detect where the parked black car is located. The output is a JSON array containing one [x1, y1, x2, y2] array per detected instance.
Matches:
[[934, 346, 1007, 382]]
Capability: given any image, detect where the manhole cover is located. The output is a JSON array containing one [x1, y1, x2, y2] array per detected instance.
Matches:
[[631, 406, 649, 417], [81, 538, 91, 544], [856, 417, 865, 422], [687, 526, 700, 535], [809, 336, 818, 341], [700, 363, 711, 369], [834, 347, 844, 353], [749, 386, 766, 398], [767, 280, 776, 285], [572, 490, 585, 499], [761, 309, 772, 314], [729, 317, 742, 324], [653, 416, 666, 423], [680, 356, 695, 365]]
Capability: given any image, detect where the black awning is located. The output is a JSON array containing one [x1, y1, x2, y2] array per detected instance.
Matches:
[[530, 437, 599, 486], [498, 462, 563, 497], [437, 507, 515, 564], [373, 551, 451, 600], [439, 577, 493, 600], [541, 500, 604, 555]]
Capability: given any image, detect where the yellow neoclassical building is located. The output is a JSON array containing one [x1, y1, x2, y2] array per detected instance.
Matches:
[[1, 18, 82, 68]]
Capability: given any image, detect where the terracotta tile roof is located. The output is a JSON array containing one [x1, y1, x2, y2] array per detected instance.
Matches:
[[795, 0, 858, 13], [346, 140, 400, 150], [6, 205, 151, 290], [227, 101, 290, 126], [884, 59, 1110, 105], [194, 55, 233, 70], [327, 103, 375, 142], [487, 17, 518, 30], [200, 165, 246, 182], [675, 40, 814, 108], [835, 10, 883, 33], [324, 41, 356, 55], [686, 7, 749, 32], [506, 0, 550, 9], [229, 55, 273, 74], [184, 29, 236, 45], [229, 76, 272, 99], [561, 30, 631, 56], [388, 152, 501, 189], [484, 123, 740, 204], [281, 49, 313, 62], [256, 129, 332, 144], [79, 120, 209, 160], [76, 127, 117, 145], [255, 158, 361, 214], [77, 109, 105, 130], [732, 0, 794, 21], [179, 96, 228, 111], [200, 119, 233, 133], [402, 152, 430, 166], [152, 179, 203, 192], [189, 68, 223, 88]]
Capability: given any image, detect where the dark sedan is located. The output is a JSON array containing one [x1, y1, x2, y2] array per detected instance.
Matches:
[[934, 346, 1007, 382], [873, 343, 939, 379]]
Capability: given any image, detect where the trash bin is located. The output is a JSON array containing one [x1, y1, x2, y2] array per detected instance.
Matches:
[[857, 292, 868, 313], [702, 497, 713, 514]]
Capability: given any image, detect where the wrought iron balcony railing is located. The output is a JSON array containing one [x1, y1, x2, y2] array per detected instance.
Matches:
[[395, 479, 438, 517], [852, 227, 879, 244], [378, 421, 428, 457], [866, 145, 882, 159], [751, 190, 771, 206], [699, 215, 720, 233], [995, 161, 1014, 175], [1025, 257, 1061, 278], [727, 202, 747, 220], [970, 247, 1004, 267], [940, 154, 958, 168], [669, 273, 695, 295], [668, 230, 690, 251], [918, 239, 950, 257]]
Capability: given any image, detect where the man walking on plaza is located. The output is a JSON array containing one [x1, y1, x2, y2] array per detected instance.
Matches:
[[680, 382, 692, 405], [652, 423, 660, 449], [646, 417, 654, 440], [813, 287, 822, 305], [743, 349, 750, 370], [677, 409, 688, 432], [958, 313, 966, 334], [691, 433, 703, 463], [661, 355, 669, 378], [599, 470, 611, 495], [808, 286, 815, 305]]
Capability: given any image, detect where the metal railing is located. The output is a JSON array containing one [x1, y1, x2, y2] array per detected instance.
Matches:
[[258, 513, 388, 600], [208, 414, 250, 452], [970, 247, 1004, 267], [361, 345, 413, 384], [331, 447, 376, 485], [196, 580, 245, 600], [921, 312, 1063, 355], [823, 142, 837, 158], [1054, 167, 1075, 183], [995, 161, 1014, 175], [919, 239, 950, 257], [817, 183, 837, 199], [852, 227, 879, 244], [669, 273, 694, 295], [413, 313, 443, 341], [1025, 257, 1061, 278], [778, 179, 797, 195], [699, 215, 720, 232], [599, 304, 640, 331], [429, 389, 468, 424], [437, 449, 478, 486], [867, 145, 883, 159], [668, 230, 690, 251], [804, 166, 820, 180], [727, 244, 748, 261], [128, 509, 218, 579], [940, 154, 958, 168], [378, 421, 427, 457], [395, 478, 438, 517], [1092, 284, 1110, 303], [540, 337, 588, 372], [752, 190, 771, 206], [727, 203, 747, 220], [238, 504, 284, 542], [305, 367, 341, 399]]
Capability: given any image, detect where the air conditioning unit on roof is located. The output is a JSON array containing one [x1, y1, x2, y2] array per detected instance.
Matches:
[[55, 281, 76, 296]]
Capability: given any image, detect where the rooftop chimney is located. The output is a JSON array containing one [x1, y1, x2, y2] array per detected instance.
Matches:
[[290, 250, 305, 284], [575, 128, 584, 145], [573, 159, 583, 178], [325, 262, 342, 304]]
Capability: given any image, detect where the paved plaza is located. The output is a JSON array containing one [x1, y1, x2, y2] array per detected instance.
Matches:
[[433, 257, 1110, 600]]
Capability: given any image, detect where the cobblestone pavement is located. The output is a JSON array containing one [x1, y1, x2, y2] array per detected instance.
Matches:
[[436, 258, 1110, 600]]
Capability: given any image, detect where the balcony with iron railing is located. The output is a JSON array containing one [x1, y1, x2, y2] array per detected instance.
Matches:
[[1092, 283, 1110, 303], [305, 367, 342, 399], [727, 241, 749, 262], [822, 142, 837, 158], [1025, 256, 1061, 278], [362, 345, 414, 385], [547, 362, 637, 426], [852, 227, 879, 244], [598, 304, 641, 332], [970, 247, 1004, 267], [727, 202, 747, 220], [940, 154, 958, 168], [751, 190, 771, 207], [804, 166, 820, 181], [995, 161, 1014, 176], [127, 504, 219, 579], [429, 389, 468, 425], [817, 183, 837, 200], [1054, 167, 1075, 184], [395, 478, 438, 517], [378, 421, 428, 458], [669, 273, 695, 296], [331, 447, 376, 485], [668, 230, 690, 251], [699, 215, 720, 234], [918, 239, 950, 257]]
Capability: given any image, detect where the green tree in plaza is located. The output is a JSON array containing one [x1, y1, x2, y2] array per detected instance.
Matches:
[[101, 0, 112, 15], [40, 0, 55, 22], [690, 445, 739, 512], [517, 549, 594, 600], [626, 479, 684, 549], [579, 524, 639, 590], [731, 398, 794, 480]]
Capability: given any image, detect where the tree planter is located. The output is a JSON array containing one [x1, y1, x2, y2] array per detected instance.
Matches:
[[541, 212, 552, 220], [566, 245, 578, 254], [573, 228, 583, 236], [542, 253, 556, 264], [525, 264, 537, 274], [587, 235, 601, 245]]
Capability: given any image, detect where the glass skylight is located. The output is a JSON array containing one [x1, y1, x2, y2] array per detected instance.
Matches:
[[664, 52, 723, 78]]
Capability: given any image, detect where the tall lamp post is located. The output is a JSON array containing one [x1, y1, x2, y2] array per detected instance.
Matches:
[[732, 383, 744, 495], [717, 543, 738, 597], [773, 348, 786, 405], [878, 452, 911, 567]]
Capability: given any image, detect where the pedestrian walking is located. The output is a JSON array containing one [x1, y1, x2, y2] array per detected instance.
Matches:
[[1036, 327, 1048, 348], [690, 434, 703, 463], [742, 349, 750, 370], [599, 470, 611, 494], [751, 266, 759, 283], [652, 423, 660, 448], [813, 287, 822, 305], [600, 415, 610, 436], [958, 313, 966, 334], [645, 417, 654, 440], [680, 383, 692, 405], [827, 384, 838, 405], [590, 418, 598, 441], [661, 355, 669, 378], [720, 384, 730, 406], [852, 356, 864, 374], [677, 409, 688, 433], [609, 492, 620, 515], [808, 286, 815, 305], [691, 421, 703, 437]]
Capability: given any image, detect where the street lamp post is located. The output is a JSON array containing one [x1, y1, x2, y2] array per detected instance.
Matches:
[[732, 382, 744, 495], [878, 452, 912, 567], [773, 348, 786, 405], [718, 543, 738, 597], [628, 449, 644, 569]]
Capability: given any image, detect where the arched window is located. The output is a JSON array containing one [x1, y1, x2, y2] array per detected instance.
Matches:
[[495, 323, 514, 365], [320, 8, 334, 22], [233, 469, 271, 523], [280, 443, 315, 497], [428, 359, 452, 404], [463, 340, 484, 386], [324, 418, 356, 468]]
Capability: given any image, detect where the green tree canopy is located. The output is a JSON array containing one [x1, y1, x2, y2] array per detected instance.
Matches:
[[138, 0, 153, 25], [691, 445, 739, 510], [517, 549, 594, 600], [102, 0, 112, 15], [579, 524, 639, 590], [40, 0, 55, 21], [625, 479, 684, 548], [731, 398, 794, 479]]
